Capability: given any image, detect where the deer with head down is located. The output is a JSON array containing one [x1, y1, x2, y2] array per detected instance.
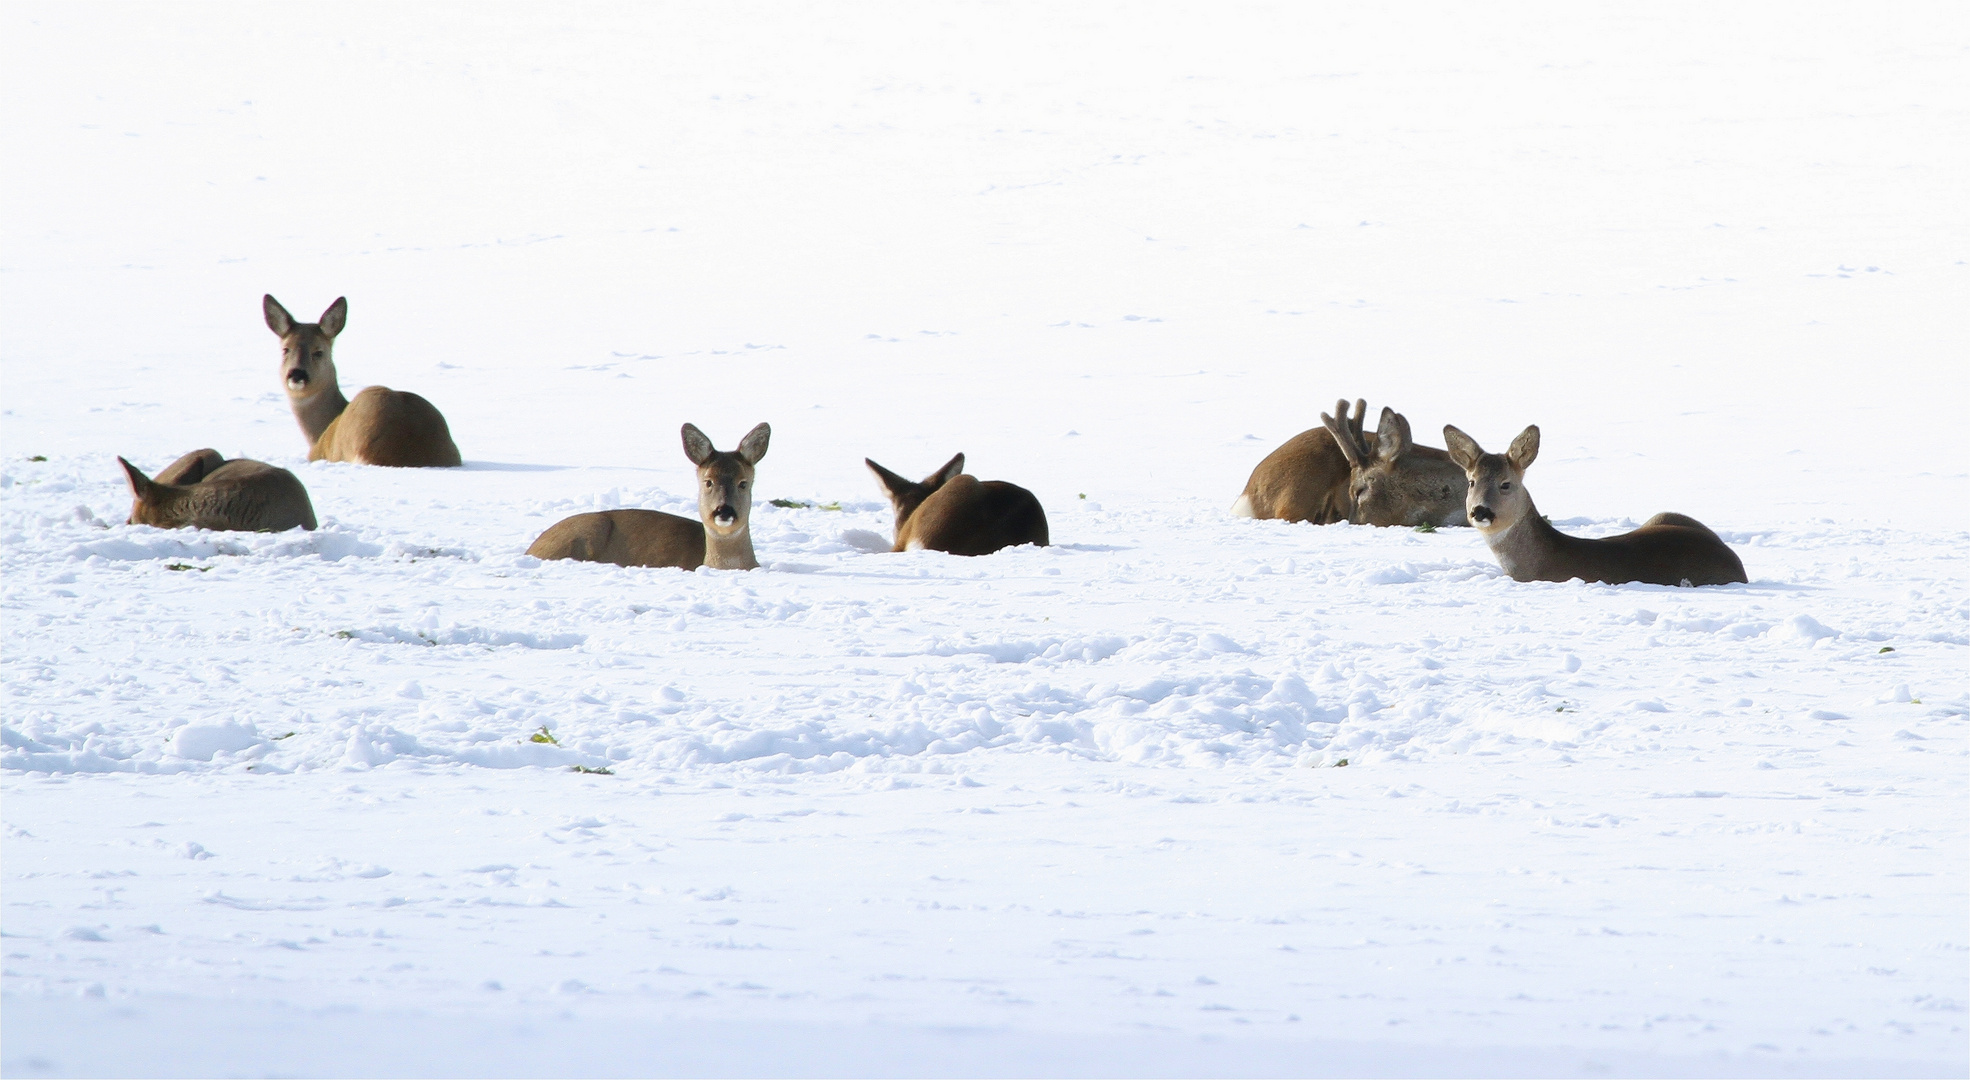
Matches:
[[265, 294, 462, 467], [527, 423, 770, 570], [1232, 399, 1467, 527], [865, 453, 1048, 556], [1442, 423, 1746, 587], [119, 449, 316, 532]]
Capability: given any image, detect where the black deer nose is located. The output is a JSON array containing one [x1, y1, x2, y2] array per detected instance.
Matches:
[[1470, 505, 1495, 524]]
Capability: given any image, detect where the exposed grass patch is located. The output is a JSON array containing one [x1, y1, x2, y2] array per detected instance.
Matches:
[[570, 765, 613, 775], [1879, 646, 1895, 653], [28, 455, 47, 462], [165, 562, 210, 572], [770, 498, 842, 511], [530, 726, 559, 745], [1414, 523, 1436, 533]]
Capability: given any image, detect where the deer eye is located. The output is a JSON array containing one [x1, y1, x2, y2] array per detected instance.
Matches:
[[1500, 482, 1513, 490], [738, 480, 748, 489]]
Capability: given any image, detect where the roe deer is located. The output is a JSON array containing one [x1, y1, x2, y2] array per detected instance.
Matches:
[[1322, 403, 1468, 527], [1232, 399, 1465, 526], [120, 449, 316, 532], [527, 423, 770, 570], [265, 295, 462, 467], [1442, 424, 1747, 587], [866, 453, 1049, 556]]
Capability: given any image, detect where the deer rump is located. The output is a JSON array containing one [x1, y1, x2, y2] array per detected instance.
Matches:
[[903, 475, 1050, 555], [313, 386, 461, 467]]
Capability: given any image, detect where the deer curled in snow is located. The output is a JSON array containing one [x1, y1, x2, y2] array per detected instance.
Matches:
[[1442, 423, 1747, 587], [120, 449, 316, 532], [865, 453, 1049, 555], [1232, 399, 1467, 527], [526, 423, 770, 570], [265, 295, 462, 467]]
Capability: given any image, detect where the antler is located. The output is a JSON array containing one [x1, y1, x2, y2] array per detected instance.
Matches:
[[1320, 397, 1374, 469]]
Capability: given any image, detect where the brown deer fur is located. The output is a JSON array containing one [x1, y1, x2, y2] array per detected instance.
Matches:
[[527, 423, 770, 570], [265, 295, 462, 468], [866, 453, 1049, 556], [121, 449, 316, 532], [1322, 404, 1469, 528], [1442, 424, 1747, 587], [1233, 400, 1464, 526]]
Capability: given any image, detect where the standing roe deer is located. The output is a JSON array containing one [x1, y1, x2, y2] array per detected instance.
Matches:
[[265, 295, 462, 467], [526, 423, 770, 570], [1232, 399, 1466, 527], [1442, 424, 1747, 586], [120, 449, 317, 532], [866, 453, 1049, 555]]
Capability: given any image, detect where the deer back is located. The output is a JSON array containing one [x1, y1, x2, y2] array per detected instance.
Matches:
[[525, 509, 706, 569]]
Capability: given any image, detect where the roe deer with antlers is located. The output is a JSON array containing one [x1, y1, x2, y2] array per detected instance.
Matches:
[[527, 423, 770, 570], [1442, 424, 1746, 586], [1232, 399, 1466, 527], [866, 453, 1048, 555], [265, 295, 462, 467], [120, 449, 316, 532]]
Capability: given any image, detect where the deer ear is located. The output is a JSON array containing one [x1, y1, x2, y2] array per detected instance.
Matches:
[[680, 423, 715, 466], [118, 457, 156, 500], [1322, 409, 1366, 469], [926, 453, 965, 488], [736, 422, 770, 464], [318, 297, 347, 337], [1442, 425, 1483, 472], [263, 294, 294, 336], [866, 458, 912, 501], [1375, 408, 1412, 463], [1507, 425, 1540, 472]]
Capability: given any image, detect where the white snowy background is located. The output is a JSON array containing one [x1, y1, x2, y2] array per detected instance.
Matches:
[[2, 2, 1965, 1076]]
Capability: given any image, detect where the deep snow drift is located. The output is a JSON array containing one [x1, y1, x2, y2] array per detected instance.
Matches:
[[2, 3, 1965, 1077]]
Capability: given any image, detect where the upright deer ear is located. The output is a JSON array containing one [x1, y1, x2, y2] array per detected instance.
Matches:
[[318, 297, 347, 337], [1322, 409, 1366, 469], [1375, 408, 1413, 463], [263, 294, 294, 336], [1442, 425, 1483, 472], [925, 453, 965, 489], [681, 423, 715, 465], [1506, 425, 1540, 472], [866, 458, 913, 501], [118, 457, 156, 501], [736, 422, 770, 465]]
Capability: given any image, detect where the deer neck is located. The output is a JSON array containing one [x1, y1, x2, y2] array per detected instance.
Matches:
[[1482, 497, 1567, 580], [290, 382, 349, 445], [702, 525, 758, 570]]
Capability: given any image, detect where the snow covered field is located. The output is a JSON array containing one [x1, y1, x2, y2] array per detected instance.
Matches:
[[3, 2, 1965, 1076]]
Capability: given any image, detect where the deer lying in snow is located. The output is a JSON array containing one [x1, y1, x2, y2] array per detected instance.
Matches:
[[527, 423, 770, 570], [866, 453, 1049, 555], [1232, 399, 1467, 527], [120, 449, 316, 532], [265, 295, 462, 467], [1442, 424, 1747, 587]]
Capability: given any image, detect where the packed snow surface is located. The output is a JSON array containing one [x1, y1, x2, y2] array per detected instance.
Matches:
[[2, 2, 1965, 1077]]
